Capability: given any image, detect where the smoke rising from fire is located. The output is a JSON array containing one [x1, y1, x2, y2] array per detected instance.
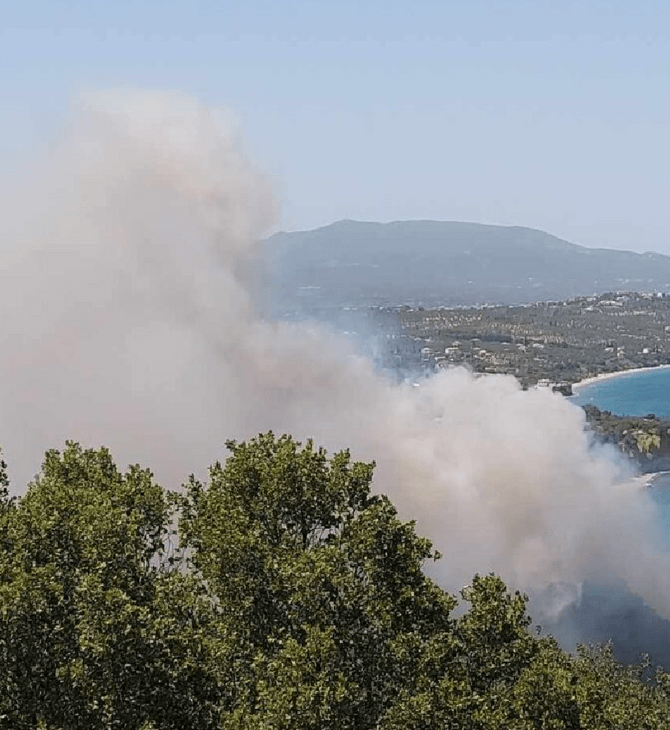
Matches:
[[1, 89, 669, 636]]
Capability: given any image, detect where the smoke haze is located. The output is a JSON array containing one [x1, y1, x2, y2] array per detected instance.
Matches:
[[1, 89, 669, 651]]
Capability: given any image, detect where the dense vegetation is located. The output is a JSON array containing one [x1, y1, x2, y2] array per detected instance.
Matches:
[[383, 291, 670, 387], [1, 434, 669, 728], [584, 405, 670, 472]]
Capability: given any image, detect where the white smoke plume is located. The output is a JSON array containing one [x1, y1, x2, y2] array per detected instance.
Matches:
[[1, 89, 669, 629]]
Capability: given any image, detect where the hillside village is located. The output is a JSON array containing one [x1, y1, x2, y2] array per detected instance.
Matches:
[[382, 291, 670, 390]]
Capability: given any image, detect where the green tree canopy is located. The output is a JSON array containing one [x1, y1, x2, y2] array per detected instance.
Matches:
[[0, 434, 668, 729], [0, 443, 221, 729]]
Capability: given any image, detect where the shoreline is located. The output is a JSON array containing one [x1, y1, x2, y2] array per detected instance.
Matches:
[[571, 363, 670, 393], [646, 471, 670, 487], [631, 470, 669, 487]]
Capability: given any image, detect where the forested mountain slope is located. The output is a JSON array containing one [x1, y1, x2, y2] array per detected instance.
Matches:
[[263, 220, 670, 311]]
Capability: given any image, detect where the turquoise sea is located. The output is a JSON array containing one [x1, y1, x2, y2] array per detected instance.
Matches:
[[564, 367, 670, 663], [570, 367, 670, 545], [570, 366, 670, 418]]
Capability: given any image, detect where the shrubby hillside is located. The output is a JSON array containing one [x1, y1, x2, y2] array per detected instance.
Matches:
[[1, 434, 668, 729], [584, 405, 670, 471]]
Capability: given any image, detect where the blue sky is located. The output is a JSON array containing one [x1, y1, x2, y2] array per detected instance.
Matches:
[[2, 0, 670, 252]]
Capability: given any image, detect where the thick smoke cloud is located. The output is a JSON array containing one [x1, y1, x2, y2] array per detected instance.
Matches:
[[1, 89, 669, 649]]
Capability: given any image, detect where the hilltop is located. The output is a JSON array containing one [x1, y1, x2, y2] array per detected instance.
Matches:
[[263, 220, 670, 312]]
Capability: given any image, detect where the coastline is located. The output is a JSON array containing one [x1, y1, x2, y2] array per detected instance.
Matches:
[[629, 471, 670, 489], [631, 472, 659, 489], [571, 363, 670, 393], [646, 471, 670, 487]]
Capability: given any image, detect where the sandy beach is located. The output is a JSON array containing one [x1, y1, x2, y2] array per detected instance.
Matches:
[[571, 364, 670, 392]]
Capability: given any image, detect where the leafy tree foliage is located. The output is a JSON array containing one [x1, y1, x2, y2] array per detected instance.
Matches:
[[179, 433, 455, 729], [0, 434, 668, 728], [0, 443, 221, 729]]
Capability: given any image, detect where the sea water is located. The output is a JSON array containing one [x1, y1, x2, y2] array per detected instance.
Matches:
[[570, 367, 670, 547], [560, 369, 670, 659], [570, 366, 670, 418], [647, 472, 670, 542]]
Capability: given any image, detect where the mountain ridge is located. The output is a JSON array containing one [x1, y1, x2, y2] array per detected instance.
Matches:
[[262, 220, 670, 312]]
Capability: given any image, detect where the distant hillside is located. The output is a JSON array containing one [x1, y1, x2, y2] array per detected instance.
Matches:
[[262, 220, 670, 312]]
